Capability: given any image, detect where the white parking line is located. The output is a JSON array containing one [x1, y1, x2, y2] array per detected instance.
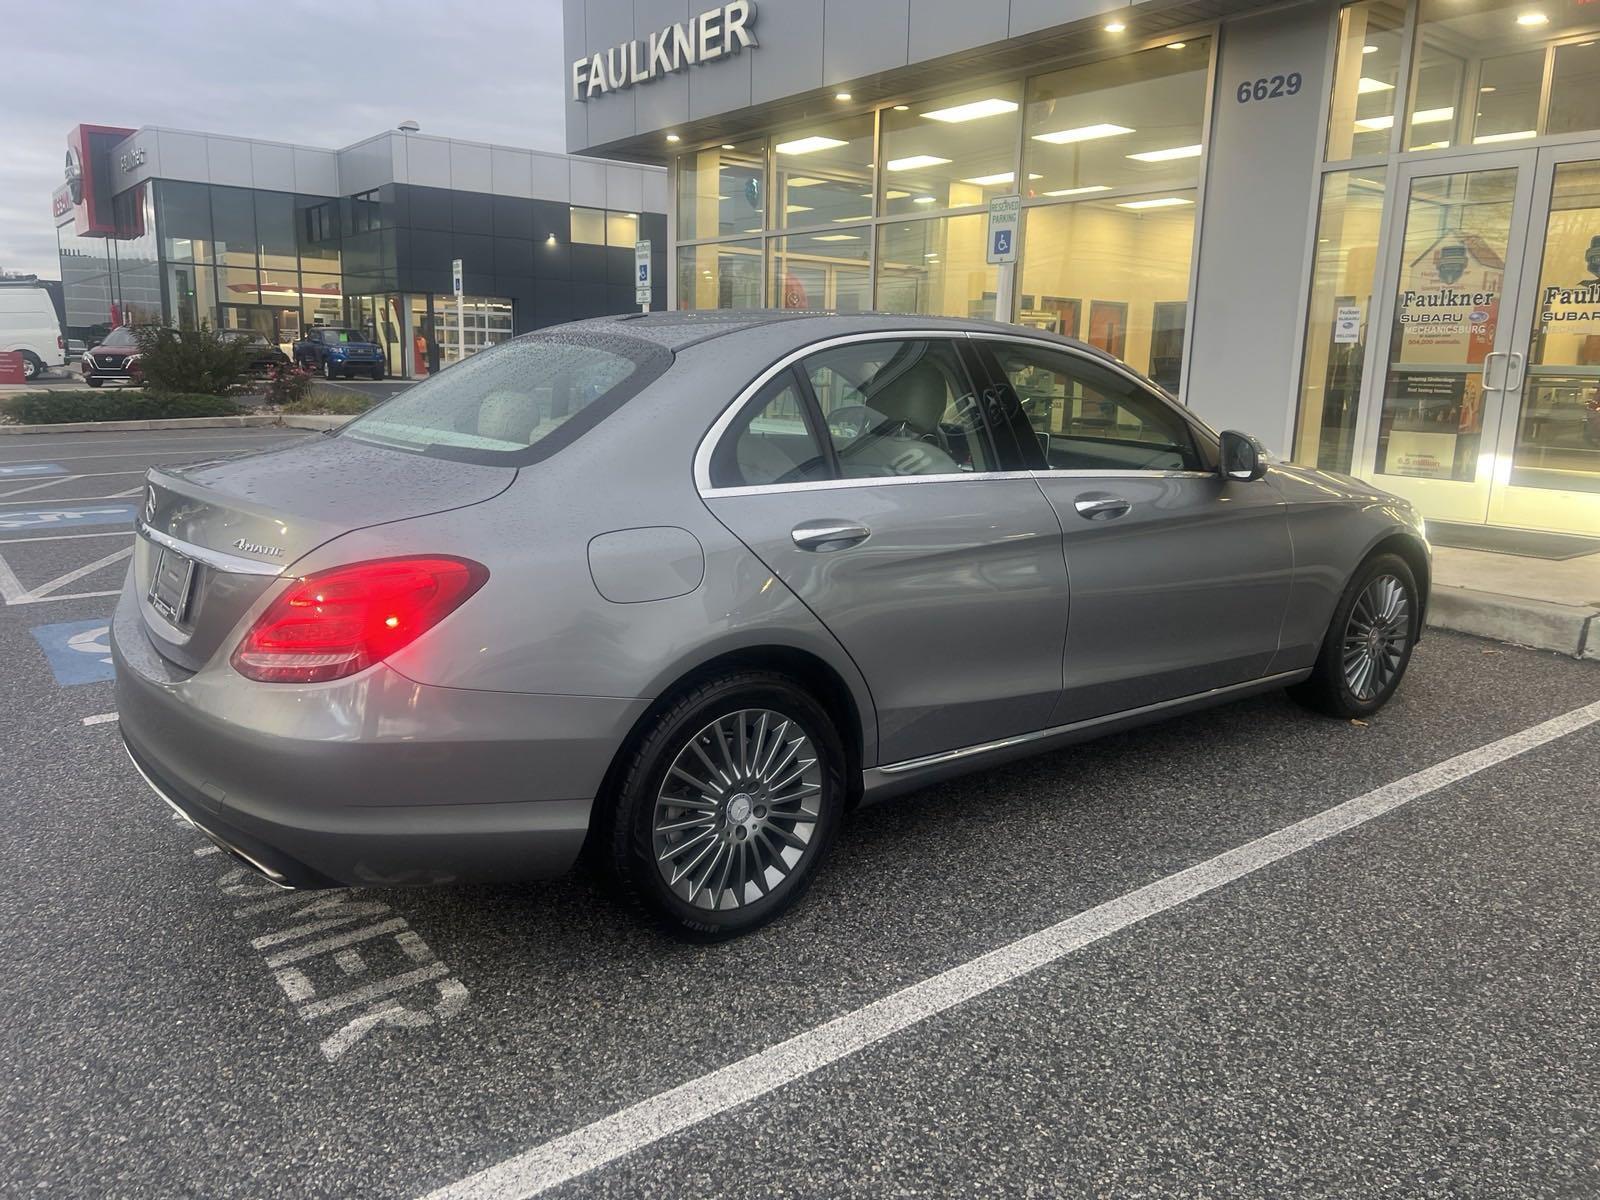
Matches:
[[21, 546, 133, 600], [0, 531, 132, 545], [0, 475, 83, 499], [418, 697, 1600, 1200], [81, 712, 118, 726]]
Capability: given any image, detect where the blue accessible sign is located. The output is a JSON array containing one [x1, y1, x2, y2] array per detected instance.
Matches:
[[31, 619, 115, 685], [0, 503, 137, 532], [0, 463, 67, 478]]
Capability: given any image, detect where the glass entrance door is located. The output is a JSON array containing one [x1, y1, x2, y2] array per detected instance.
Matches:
[[1363, 146, 1600, 535], [1488, 151, 1600, 534], [1364, 151, 1539, 523]]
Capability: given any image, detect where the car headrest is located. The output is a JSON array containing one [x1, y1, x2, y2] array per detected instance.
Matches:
[[868, 360, 949, 434]]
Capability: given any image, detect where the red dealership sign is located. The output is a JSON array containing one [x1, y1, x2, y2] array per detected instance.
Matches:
[[0, 353, 27, 385]]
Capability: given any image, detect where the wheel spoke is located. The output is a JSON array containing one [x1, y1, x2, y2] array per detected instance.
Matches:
[[659, 825, 716, 864], [655, 815, 715, 834]]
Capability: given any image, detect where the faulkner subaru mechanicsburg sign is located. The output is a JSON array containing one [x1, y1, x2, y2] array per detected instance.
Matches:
[[572, 0, 756, 100]]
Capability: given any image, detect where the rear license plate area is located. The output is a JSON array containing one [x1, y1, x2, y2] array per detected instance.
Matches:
[[148, 547, 195, 625]]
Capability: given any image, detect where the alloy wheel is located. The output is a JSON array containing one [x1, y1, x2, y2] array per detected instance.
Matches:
[[1342, 574, 1411, 702], [652, 709, 822, 911]]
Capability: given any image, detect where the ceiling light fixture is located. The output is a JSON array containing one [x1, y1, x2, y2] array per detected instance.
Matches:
[[920, 98, 1019, 123], [1480, 85, 1497, 93], [1362, 44, 1379, 53], [1125, 143, 1202, 162], [835, 91, 852, 101], [1516, 11, 1548, 25], [1104, 20, 1127, 32], [785, 204, 813, 214], [775, 135, 849, 155], [813, 233, 860, 241], [886, 154, 953, 171], [893, 104, 910, 111], [1473, 129, 1536, 143], [1042, 185, 1111, 196], [913, 195, 937, 204], [721, 143, 736, 150], [1356, 77, 1395, 93], [961, 171, 1017, 186], [1031, 123, 1135, 145], [1168, 42, 1186, 49], [1117, 196, 1193, 209], [666, 133, 681, 142]]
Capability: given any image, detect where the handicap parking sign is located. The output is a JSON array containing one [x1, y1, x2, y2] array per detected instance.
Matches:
[[992, 229, 1012, 256], [0, 504, 137, 532], [985, 194, 1020, 265], [31, 619, 116, 685]]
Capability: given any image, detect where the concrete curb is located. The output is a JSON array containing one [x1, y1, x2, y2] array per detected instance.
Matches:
[[0, 413, 355, 435], [1427, 584, 1598, 660]]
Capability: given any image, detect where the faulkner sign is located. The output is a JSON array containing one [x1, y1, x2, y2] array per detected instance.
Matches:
[[572, 0, 756, 100]]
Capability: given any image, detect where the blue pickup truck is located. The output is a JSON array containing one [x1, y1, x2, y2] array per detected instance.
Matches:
[[292, 327, 385, 380]]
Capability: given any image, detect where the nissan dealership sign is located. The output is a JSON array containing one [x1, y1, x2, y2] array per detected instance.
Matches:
[[572, 0, 755, 101]]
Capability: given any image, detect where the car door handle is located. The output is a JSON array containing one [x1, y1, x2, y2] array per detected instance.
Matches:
[[791, 520, 871, 551], [1073, 495, 1132, 521]]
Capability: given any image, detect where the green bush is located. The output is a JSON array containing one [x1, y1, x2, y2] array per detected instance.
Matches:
[[280, 388, 372, 415], [0, 391, 244, 425], [134, 324, 255, 396]]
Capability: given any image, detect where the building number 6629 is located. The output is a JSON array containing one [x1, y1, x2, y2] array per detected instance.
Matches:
[[1237, 73, 1302, 103]]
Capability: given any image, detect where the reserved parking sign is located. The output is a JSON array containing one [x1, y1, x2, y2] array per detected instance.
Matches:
[[986, 195, 1021, 265]]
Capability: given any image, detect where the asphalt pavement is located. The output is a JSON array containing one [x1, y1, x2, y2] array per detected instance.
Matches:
[[1, 427, 1597, 1199]]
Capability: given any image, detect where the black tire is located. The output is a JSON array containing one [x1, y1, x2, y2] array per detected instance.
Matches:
[[1290, 552, 1419, 718], [601, 671, 846, 940], [369, 365, 384, 381], [20, 353, 41, 381], [85, 376, 103, 388]]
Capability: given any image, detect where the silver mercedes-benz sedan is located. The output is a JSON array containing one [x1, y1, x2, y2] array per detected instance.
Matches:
[[115, 311, 1429, 937]]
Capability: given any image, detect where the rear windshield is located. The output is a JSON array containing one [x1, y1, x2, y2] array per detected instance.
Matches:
[[102, 327, 138, 348], [340, 331, 672, 466]]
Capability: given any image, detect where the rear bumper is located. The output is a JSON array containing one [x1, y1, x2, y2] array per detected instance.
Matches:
[[111, 577, 648, 888]]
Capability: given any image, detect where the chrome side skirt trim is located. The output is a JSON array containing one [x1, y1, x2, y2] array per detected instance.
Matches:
[[122, 736, 293, 888], [874, 670, 1310, 777], [137, 521, 286, 577]]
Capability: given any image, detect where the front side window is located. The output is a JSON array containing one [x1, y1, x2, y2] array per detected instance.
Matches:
[[987, 342, 1203, 472], [709, 371, 830, 488], [804, 339, 997, 477], [342, 333, 670, 465]]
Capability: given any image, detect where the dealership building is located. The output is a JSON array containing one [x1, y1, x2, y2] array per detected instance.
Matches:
[[51, 123, 668, 379], [562, 0, 1600, 537]]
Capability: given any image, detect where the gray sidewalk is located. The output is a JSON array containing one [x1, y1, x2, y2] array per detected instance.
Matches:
[[1428, 545, 1600, 660]]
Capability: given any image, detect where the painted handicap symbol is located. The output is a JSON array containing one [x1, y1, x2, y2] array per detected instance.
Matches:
[[31, 619, 117, 685]]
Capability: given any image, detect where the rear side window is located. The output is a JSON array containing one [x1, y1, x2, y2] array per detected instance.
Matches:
[[710, 370, 831, 488], [342, 332, 671, 466]]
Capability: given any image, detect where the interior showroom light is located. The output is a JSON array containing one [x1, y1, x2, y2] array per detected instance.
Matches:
[[1356, 77, 1395, 93], [776, 136, 848, 155], [1117, 196, 1193, 209], [1042, 185, 1111, 196], [1031, 123, 1135, 145], [1125, 144, 1201, 162], [886, 155, 953, 171], [920, 98, 1019, 122]]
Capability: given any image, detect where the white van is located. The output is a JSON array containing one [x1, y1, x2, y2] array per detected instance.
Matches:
[[0, 282, 65, 382]]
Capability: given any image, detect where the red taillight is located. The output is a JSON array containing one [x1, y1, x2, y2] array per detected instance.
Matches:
[[57, 335, 64, 349], [231, 556, 488, 683]]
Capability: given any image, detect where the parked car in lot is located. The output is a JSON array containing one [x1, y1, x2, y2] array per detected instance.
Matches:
[[115, 312, 1430, 938], [81, 325, 170, 387], [0, 280, 66, 381], [292, 326, 385, 379], [220, 329, 290, 375]]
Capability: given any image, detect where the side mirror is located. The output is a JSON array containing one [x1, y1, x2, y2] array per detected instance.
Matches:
[[1220, 430, 1269, 482]]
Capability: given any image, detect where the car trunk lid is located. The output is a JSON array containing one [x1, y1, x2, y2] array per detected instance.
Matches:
[[134, 434, 513, 672]]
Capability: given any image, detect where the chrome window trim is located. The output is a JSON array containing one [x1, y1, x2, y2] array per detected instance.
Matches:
[[694, 328, 1217, 496], [137, 521, 286, 578]]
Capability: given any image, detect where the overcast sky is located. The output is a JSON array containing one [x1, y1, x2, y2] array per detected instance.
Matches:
[[0, 0, 567, 278]]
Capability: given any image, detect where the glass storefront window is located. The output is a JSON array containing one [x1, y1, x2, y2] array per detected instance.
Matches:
[[1017, 191, 1197, 390], [875, 216, 997, 319], [677, 139, 766, 240], [1510, 158, 1600, 494], [571, 207, 605, 246], [770, 229, 871, 311], [879, 83, 1023, 216], [605, 211, 639, 247], [430, 295, 514, 368], [297, 195, 341, 270], [1327, 0, 1405, 162], [1547, 40, 1600, 136], [165, 263, 216, 332], [1294, 170, 1388, 472], [677, 240, 764, 308], [216, 265, 261, 307], [1375, 167, 1516, 484], [1406, 0, 1600, 151], [157, 180, 213, 263], [773, 113, 873, 229], [1023, 40, 1211, 199], [255, 192, 298, 274], [210, 187, 257, 269]]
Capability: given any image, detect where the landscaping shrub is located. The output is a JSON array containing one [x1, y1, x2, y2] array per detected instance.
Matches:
[[279, 388, 373, 416], [133, 324, 255, 396], [0, 391, 244, 425], [262, 363, 315, 407]]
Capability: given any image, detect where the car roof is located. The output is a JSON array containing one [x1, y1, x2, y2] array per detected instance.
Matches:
[[550, 308, 1126, 369]]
